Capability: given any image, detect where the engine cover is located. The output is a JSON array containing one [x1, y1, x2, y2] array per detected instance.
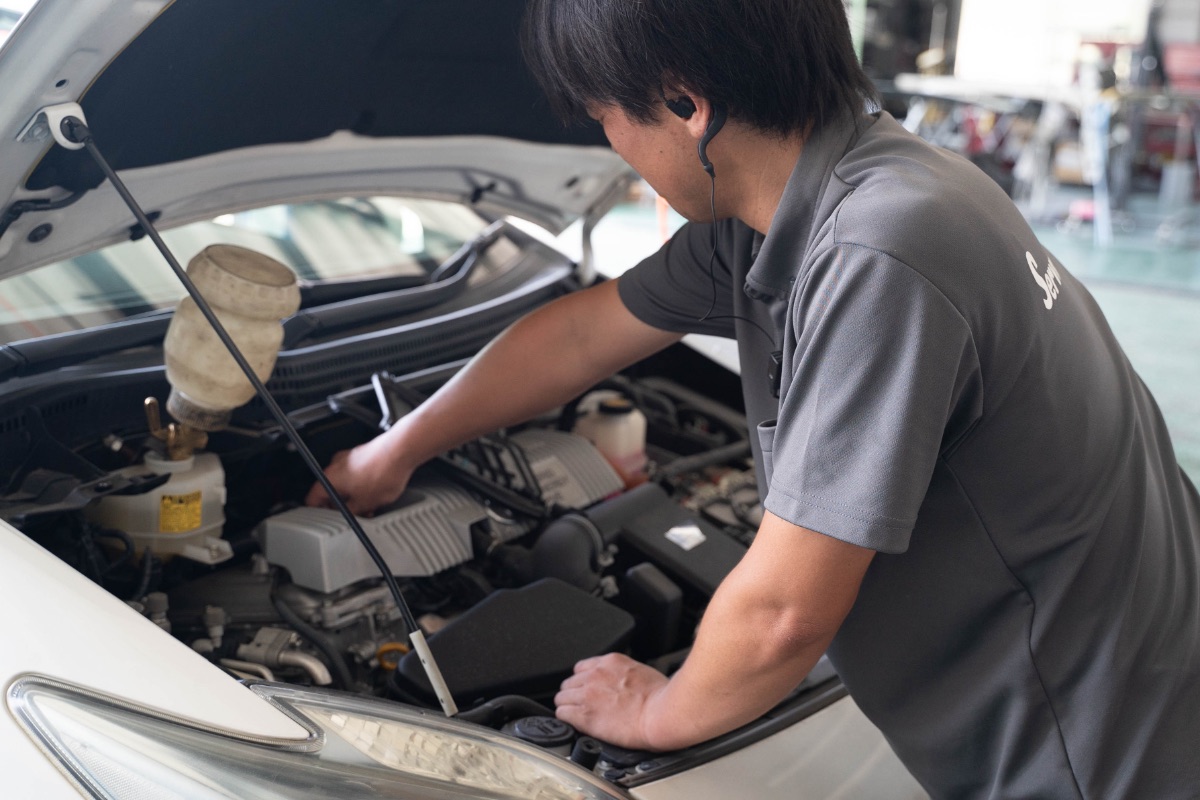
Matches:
[[257, 430, 622, 593], [257, 480, 484, 593], [508, 429, 623, 508]]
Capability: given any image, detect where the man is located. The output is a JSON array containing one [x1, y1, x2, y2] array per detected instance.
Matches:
[[309, 0, 1200, 796]]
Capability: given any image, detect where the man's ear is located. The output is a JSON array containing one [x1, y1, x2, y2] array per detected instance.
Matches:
[[663, 90, 717, 142], [685, 95, 721, 143], [661, 84, 726, 176]]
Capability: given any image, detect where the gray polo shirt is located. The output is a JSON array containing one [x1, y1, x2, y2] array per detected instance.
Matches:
[[618, 111, 1200, 798]]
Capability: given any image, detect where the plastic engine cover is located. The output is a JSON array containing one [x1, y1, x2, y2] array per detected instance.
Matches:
[[257, 480, 484, 592], [508, 429, 623, 508]]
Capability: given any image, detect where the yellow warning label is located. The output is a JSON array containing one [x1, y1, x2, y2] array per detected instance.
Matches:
[[160, 491, 202, 533]]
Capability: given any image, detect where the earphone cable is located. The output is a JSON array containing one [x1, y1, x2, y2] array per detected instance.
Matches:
[[695, 168, 778, 353], [699, 171, 720, 323]]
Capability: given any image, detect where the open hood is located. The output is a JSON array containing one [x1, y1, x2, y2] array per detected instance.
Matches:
[[0, 0, 630, 276]]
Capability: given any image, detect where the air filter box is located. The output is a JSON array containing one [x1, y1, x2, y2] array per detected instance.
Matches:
[[395, 578, 633, 706], [589, 483, 747, 597]]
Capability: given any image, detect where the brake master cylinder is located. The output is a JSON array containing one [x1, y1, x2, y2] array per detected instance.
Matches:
[[86, 245, 299, 565]]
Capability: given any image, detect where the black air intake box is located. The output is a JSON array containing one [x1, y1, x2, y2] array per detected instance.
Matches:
[[589, 483, 747, 597], [394, 578, 634, 706]]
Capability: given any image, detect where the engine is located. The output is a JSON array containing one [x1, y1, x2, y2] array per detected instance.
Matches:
[[8, 367, 762, 756]]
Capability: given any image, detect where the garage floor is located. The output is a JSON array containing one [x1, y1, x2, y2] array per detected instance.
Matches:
[[1030, 207, 1200, 482]]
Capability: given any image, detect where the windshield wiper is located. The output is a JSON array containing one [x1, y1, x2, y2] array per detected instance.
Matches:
[[298, 274, 428, 308], [0, 222, 508, 381], [280, 220, 506, 348], [0, 312, 172, 382]]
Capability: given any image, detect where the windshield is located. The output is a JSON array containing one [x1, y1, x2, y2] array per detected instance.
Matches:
[[0, 196, 490, 341], [0, 0, 34, 44]]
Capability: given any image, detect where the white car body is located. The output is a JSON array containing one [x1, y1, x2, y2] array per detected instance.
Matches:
[[0, 1, 926, 797]]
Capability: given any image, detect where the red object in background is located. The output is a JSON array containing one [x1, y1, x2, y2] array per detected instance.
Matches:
[[1143, 114, 1197, 165], [1164, 44, 1200, 91]]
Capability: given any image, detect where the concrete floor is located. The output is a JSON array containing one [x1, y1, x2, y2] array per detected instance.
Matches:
[[1033, 220, 1200, 481]]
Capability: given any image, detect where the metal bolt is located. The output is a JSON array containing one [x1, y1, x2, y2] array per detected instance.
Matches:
[[20, 121, 50, 143]]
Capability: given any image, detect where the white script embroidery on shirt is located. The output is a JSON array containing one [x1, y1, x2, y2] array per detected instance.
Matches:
[[1026, 251, 1062, 310]]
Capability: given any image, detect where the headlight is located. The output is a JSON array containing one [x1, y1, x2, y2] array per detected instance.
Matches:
[[8, 676, 629, 799]]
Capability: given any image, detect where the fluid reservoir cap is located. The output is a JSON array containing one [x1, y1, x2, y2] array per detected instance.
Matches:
[[144, 450, 195, 474], [502, 716, 575, 749], [166, 388, 233, 433], [598, 397, 635, 416]]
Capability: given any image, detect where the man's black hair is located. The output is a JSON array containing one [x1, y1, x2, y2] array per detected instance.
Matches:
[[521, 0, 879, 136]]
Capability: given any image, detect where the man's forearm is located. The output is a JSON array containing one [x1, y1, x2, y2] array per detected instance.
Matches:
[[640, 566, 835, 749], [554, 513, 874, 751], [642, 516, 875, 749], [383, 279, 680, 470]]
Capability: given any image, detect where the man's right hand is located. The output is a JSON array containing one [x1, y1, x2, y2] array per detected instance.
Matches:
[[303, 281, 681, 517], [304, 434, 414, 516]]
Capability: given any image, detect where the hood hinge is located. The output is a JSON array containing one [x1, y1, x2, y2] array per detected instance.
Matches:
[[2, 104, 91, 242]]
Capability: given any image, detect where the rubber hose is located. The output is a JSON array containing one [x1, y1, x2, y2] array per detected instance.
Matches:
[[271, 592, 356, 691], [657, 440, 751, 478], [133, 550, 157, 600], [94, 527, 136, 573]]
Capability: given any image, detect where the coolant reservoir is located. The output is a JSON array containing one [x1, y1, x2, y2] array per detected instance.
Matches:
[[573, 396, 648, 488], [85, 451, 231, 565], [163, 244, 300, 431]]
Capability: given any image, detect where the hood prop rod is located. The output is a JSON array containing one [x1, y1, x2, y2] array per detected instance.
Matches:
[[54, 111, 458, 717]]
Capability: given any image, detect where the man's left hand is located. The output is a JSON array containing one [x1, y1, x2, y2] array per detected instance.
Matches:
[[554, 652, 668, 750]]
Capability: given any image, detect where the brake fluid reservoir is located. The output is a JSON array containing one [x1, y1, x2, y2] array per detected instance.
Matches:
[[86, 451, 232, 565], [163, 244, 300, 431], [573, 397, 648, 488]]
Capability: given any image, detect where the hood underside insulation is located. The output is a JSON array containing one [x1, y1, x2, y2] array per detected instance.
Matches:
[[28, 0, 605, 194]]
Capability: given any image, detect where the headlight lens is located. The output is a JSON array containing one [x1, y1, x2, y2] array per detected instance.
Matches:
[[8, 676, 628, 800]]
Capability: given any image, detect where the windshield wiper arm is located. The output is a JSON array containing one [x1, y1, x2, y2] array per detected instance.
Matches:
[[0, 222, 510, 379], [427, 220, 506, 283], [298, 274, 428, 308], [0, 313, 172, 382], [280, 220, 507, 349]]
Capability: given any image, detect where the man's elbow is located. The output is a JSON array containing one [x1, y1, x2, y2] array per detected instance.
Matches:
[[749, 605, 840, 666]]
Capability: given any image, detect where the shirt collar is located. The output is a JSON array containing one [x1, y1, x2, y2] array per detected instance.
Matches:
[[743, 112, 871, 301]]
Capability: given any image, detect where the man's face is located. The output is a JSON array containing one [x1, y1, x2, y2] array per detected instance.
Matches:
[[589, 103, 715, 222]]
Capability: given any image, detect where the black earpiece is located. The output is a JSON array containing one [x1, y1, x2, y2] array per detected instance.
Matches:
[[664, 95, 697, 119], [664, 95, 728, 178], [698, 103, 727, 177]]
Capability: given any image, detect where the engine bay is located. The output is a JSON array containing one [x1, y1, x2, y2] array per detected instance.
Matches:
[[5, 355, 778, 778]]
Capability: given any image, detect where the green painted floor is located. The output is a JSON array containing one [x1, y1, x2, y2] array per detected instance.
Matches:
[[1033, 222, 1200, 482]]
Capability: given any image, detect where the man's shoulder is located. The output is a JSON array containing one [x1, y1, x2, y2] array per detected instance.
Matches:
[[834, 116, 1012, 241], [817, 114, 1034, 294]]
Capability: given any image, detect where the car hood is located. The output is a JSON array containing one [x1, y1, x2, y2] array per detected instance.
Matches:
[[0, 0, 630, 277]]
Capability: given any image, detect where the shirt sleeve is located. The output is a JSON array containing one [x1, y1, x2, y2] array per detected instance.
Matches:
[[617, 220, 739, 337], [762, 243, 983, 553]]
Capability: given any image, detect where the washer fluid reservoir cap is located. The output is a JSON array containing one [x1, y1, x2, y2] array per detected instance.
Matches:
[[598, 397, 635, 415], [503, 716, 575, 749]]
